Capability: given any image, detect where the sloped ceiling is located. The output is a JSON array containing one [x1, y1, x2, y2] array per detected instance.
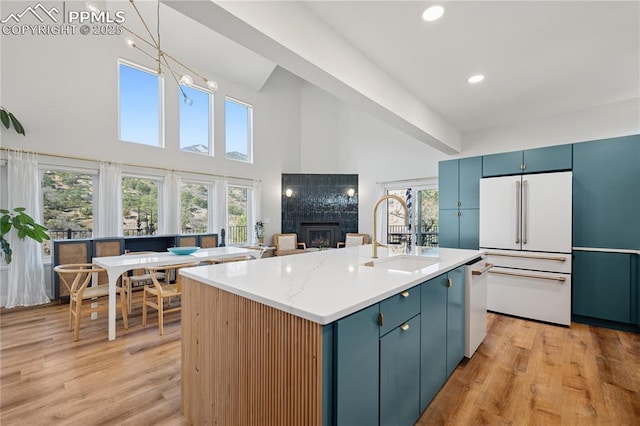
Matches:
[[160, 1, 639, 154]]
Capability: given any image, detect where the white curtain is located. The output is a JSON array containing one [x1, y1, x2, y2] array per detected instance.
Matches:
[[213, 178, 228, 241], [95, 162, 122, 237], [5, 152, 49, 308], [162, 170, 181, 234], [251, 180, 262, 242]]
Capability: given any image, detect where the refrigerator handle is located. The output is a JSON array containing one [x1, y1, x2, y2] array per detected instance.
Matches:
[[515, 180, 521, 244], [522, 180, 528, 244]]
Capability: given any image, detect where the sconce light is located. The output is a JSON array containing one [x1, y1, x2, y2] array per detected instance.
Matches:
[[285, 188, 293, 198], [347, 188, 355, 198]]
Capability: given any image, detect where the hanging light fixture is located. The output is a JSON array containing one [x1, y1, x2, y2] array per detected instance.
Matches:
[[89, 0, 218, 105]]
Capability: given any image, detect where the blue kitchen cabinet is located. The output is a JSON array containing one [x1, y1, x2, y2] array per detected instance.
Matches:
[[439, 157, 482, 209], [482, 145, 572, 177], [419, 273, 447, 411], [446, 266, 465, 377], [419, 266, 466, 412], [573, 251, 634, 325], [572, 135, 640, 250], [379, 315, 421, 426], [439, 157, 481, 249], [379, 284, 420, 336], [333, 304, 379, 425], [438, 209, 479, 250]]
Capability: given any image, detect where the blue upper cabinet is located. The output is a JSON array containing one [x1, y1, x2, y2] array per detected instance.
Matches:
[[573, 135, 640, 250], [439, 156, 482, 210], [482, 145, 572, 177], [482, 150, 523, 177], [523, 144, 572, 173]]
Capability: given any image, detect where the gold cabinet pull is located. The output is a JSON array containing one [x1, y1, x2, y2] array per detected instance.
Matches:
[[400, 323, 410, 331], [400, 290, 409, 298], [488, 269, 566, 282], [486, 252, 568, 262], [446, 277, 452, 288], [378, 312, 384, 327]]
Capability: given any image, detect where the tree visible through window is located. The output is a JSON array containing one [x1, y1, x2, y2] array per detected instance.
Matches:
[[181, 182, 208, 233], [122, 177, 159, 236], [42, 170, 94, 255], [225, 97, 253, 163], [119, 61, 162, 147], [227, 186, 248, 244]]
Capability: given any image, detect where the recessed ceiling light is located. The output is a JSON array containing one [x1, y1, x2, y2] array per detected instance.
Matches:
[[422, 5, 445, 22], [468, 74, 485, 84]]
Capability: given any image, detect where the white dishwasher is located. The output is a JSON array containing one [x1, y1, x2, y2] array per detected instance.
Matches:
[[464, 257, 492, 358]]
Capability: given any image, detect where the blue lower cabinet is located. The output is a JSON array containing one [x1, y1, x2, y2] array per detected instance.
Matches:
[[446, 266, 465, 377], [333, 304, 380, 425], [573, 251, 633, 324], [420, 274, 447, 411], [380, 315, 421, 426]]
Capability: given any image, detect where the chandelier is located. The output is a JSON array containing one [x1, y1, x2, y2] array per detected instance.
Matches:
[[88, 0, 218, 105]]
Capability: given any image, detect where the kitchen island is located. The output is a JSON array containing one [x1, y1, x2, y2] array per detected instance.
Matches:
[[180, 245, 483, 425]]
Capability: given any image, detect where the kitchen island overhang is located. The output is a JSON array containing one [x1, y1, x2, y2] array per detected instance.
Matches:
[[179, 245, 483, 425]]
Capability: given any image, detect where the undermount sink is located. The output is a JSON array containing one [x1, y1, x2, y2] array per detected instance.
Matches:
[[363, 255, 439, 273]]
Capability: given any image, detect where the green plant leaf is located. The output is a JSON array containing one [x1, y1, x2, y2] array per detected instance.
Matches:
[[0, 110, 9, 129], [14, 207, 26, 213], [8, 113, 25, 136]]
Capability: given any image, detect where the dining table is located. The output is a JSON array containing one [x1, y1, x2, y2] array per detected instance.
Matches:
[[93, 246, 263, 340]]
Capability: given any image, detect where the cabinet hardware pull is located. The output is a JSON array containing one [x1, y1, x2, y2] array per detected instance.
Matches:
[[486, 252, 567, 262], [457, 211, 461, 217], [488, 270, 566, 282], [400, 323, 410, 331], [472, 263, 494, 275], [446, 278, 452, 288], [457, 201, 461, 207], [378, 312, 384, 327], [515, 180, 521, 244], [522, 180, 528, 244], [400, 291, 409, 298]]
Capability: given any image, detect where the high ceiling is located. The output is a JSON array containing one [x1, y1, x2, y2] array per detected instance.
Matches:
[[160, 1, 639, 153]]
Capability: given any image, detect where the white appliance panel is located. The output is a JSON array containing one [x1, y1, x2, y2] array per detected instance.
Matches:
[[521, 172, 572, 253], [486, 266, 571, 326], [479, 176, 521, 250], [465, 259, 489, 358], [484, 249, 572, 274]]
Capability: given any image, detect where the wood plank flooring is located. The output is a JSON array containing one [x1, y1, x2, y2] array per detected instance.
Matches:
[[2, 300, 639, 425]]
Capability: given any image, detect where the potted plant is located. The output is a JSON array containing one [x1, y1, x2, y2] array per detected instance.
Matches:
[[1, 207, 50, 264], [254, 220, 265, 244]]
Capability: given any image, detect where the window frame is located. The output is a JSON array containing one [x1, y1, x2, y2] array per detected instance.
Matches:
[[180, 178, 214, 234], [179, 84, 214, 156], [117, 59, 165, 148], [224, 96, 254, 164], [226, 183, 252, 246], [121, 173, 162, 237]]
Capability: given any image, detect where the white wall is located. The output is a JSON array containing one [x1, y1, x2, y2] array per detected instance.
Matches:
[[300, 84, 339, 173], [0, 21, 306, 242], [461, 98, 640, 156]]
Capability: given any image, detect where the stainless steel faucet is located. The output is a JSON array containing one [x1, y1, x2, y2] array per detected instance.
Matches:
[[372, 194, 409, 258]]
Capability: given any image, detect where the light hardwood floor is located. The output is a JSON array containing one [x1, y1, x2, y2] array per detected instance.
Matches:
[[1, 300, 639, 425]]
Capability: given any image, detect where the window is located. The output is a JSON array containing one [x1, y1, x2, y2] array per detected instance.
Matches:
[[227, 185, 249, 244], [122, 177, 159, 236], [42, 170, 95, 255], [181, 182, 209, 234], [119, 61, 162, 147], [180, 85, 212, 155], [225, 97, 253, 163], [386, 185, 439, 247]]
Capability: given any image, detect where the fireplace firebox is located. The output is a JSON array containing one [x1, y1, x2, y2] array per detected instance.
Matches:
[[299, 222, 341, 248]]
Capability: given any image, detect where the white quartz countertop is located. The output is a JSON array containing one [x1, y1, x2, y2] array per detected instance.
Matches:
[[180, 245, 484, 325]]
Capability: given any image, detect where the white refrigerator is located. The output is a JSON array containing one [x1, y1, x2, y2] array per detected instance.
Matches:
[[479, 171, 573, 326]]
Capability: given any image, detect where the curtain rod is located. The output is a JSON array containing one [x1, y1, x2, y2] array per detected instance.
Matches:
[[377, 176, 438, 185], [0, 147, 261, 182]]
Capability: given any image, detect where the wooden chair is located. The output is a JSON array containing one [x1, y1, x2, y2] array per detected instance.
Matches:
[[337, 233, 370, 248], [272, 233, 307, 256], [54, 263, 128, 341], [142, 261, 200, 335], [121, 252, 165, 314]]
